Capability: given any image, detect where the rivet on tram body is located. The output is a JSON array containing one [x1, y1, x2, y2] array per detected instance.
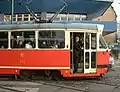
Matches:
[[15, 70, 18, 72], [20, 53, 24, 57], [66, 70, 68, 73]]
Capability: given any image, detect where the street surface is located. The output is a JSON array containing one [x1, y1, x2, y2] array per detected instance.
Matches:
[[0, 68, 120, 92]]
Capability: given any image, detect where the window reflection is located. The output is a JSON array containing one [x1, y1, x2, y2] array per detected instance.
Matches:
[[99, 35, 107, 49], [38, 30, 65, 49]]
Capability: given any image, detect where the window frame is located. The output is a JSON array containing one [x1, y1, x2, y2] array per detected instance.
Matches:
[[0, 29, 66, 50], [10, 30, 36, 49]]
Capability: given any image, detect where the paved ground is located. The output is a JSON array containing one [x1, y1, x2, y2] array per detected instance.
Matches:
[[87, 68, 120, 92], [0, 81, 82, 92], [0, 68, 120, 92]]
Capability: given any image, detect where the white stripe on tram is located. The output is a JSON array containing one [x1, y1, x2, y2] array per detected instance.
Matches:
[[0, 66, 70, 69]]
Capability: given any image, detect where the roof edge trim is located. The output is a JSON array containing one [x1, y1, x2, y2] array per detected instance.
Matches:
[[96, 0, 113, 2]]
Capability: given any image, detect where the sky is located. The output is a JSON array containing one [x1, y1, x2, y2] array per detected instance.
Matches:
[[112, 0, 120, 21]]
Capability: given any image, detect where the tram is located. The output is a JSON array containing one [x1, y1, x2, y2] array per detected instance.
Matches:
[[0, 22, 111, 80]]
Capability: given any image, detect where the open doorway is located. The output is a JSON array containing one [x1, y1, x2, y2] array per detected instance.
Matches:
[[70, 32, 97, 74], [70, 32, 84, 73]]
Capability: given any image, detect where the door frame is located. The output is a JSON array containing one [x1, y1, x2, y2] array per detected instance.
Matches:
[[68, 31, 97, 74], [84, 33, 97, 73]]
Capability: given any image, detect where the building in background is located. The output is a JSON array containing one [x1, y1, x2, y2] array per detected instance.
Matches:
[[92, 6, 116, 21], [0, 14, 4, 21], [0, 0, 113, 23], [3, 13, 87, 22], [92, 5, 117, 44], [117, 22, 120, 42]]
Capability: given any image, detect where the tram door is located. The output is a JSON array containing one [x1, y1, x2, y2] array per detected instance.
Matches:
[[84, 33, 97, 73], [70, 32, 97, 74]]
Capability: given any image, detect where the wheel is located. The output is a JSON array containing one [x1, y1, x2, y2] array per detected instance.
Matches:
[[19, 71, 32, 81], [100, 74, 105, 78], [95, 74, 105, 80], [45, 70, 51, 77], [14, 75, 18, 80], [51, 71, 63, 81], [44, 70, 52, 80]]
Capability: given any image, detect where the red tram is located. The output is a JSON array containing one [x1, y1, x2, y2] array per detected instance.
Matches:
[[0, 23, 111, 80]]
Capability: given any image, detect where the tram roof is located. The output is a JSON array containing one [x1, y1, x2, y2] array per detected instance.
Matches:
[[54, 21, 117, 32], [0, 23, 102, 31]]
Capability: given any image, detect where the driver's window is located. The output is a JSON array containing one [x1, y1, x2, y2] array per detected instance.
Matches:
[[99, 35, 107, 49]]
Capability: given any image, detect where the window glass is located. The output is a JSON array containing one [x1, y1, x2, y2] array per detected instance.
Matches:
[[61, 16, 67, 20], [17, 14, 22, 17], [11, 31, 35, 48], [75, 17, 81, 21], [54, 16, 60, 20], [0, 32, 8, 48], [30, 17, 34, 21], [91, 52, 96, 68], [38, 30, 65, 49], [85, 52, 89, 69], [13, 17, 16, 21], [85, 33, 90, 49], [17, 18, 22, 21], [99, 35, 107, 49], [24, 18, 28, 21], [91, 33, 96, 49], [24, 14, 28, 17], [17, 14, 22, 21]]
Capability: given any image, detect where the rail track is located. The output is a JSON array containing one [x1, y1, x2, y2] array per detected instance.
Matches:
[[0, 70, 120, 92], [32, 71, 120, 92]]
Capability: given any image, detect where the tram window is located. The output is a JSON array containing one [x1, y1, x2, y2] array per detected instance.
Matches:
[[38, 30, 65, 49], [0, 32, 8, 48], [91, 33, 96, 49], [11, 31, 35, 48], [99, 35, 107, 49], [85, 33, 90, 49], [91, 52, 96, 68], [85, 52, 89, 69], [61, 16, 67, 21]]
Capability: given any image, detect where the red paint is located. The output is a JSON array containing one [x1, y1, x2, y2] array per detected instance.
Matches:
[[96, 51, 110, 65], [63, 72, 100, 77], [97, 68, 108, 75], [0, 49, 110, 78], [0, 68, 19, 74], [61, 68, 108, 77], [0, 50, 70, 67], [66, 73, 100, 77]]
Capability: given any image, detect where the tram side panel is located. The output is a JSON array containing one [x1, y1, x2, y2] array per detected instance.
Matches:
[[21, 50, 70, 67], [0, 50, 70, 75], [0, 50, 22, 74], [96, 51, 110, 74]]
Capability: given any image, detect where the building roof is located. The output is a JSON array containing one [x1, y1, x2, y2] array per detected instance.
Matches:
[[0, 0, 112, 16], [54, 21, 117, 32], [81, 21, 117, 32]]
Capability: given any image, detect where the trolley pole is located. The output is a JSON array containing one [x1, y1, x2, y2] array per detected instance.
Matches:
[[11, 0, 14, 24]]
